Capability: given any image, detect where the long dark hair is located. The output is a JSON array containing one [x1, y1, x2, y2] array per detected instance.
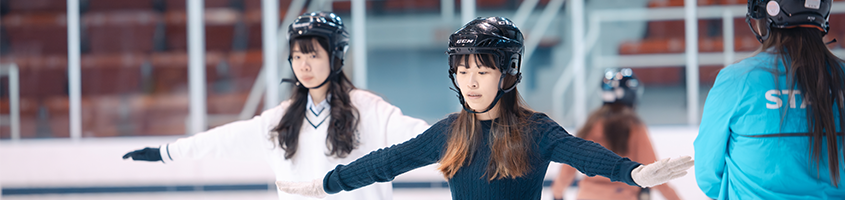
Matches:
[[438, 54, 534, 181], [576, 103, 642, 155], [759, 27, 845, 187], [271, 36, 360, 159]]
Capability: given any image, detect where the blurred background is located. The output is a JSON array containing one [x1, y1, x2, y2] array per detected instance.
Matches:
[[1, 0, 844, 199]]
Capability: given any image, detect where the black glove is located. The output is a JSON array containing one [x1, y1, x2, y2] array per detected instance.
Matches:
[[122, 147, 162, 162]]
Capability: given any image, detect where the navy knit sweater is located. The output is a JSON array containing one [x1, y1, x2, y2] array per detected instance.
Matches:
[[323, 113, 642, 200]]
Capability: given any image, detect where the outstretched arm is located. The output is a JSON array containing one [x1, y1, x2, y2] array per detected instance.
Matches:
[[277, 115, 455, 197], [538, 115, 692, 188], [539, 119, 641, 186], [122, 103, 285, 163]]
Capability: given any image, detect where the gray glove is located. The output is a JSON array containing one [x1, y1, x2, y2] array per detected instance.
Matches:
[[275, 179, 328, 198], [630, 156, 694, 188]]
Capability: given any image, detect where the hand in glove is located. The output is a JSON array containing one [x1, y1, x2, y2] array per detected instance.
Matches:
[[631, 156, 693, 188], [275, 179, 327, 199], [122, 147, 162, 162]]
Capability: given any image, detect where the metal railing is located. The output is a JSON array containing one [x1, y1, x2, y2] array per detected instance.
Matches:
[[0, 64, 20, 141]]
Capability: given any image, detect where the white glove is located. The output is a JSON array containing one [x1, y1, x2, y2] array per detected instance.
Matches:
[[630, 156, 694, 188], [275, 179, 328, 199]]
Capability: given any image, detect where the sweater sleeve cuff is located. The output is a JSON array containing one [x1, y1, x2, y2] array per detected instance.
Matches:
[[158, 144, 174, 164], [616, 158, 642, 187], [323, 166, 343, 194]]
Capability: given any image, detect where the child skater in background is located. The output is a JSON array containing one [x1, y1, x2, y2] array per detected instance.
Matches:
[[273, 16, 694, 200], [122, 11, 429, 200], [551, 68, 681, 200]]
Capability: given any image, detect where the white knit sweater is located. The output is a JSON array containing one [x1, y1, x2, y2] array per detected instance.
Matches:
[[158, 89, 430, 200]]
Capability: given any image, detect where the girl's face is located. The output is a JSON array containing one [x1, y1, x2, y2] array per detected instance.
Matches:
[[455, 55, 502, 113], [291, 38, 332, 88]]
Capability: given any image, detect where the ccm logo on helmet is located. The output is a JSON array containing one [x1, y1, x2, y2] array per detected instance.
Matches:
[[455, 39, 474, 44]]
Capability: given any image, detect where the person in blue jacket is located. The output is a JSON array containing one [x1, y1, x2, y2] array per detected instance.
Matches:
[[271, 17, 694, 200], [695, 0, 845, 199]]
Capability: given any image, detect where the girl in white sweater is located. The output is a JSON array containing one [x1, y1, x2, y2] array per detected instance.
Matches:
[[122, 12, 429, 200]]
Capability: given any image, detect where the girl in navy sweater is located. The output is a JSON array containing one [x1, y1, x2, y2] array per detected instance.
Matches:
[[275, 17, 693, 200]]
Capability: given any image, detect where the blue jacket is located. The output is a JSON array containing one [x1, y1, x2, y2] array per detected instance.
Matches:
[[695, 52, 845, 199]]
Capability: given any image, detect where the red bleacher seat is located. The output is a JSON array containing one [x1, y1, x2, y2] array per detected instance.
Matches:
[[3, 96, 94, 138], [332, 1, 374, 14], [631, 67, 683, 85], [6, 0, 67, 13], [0, 97, 36, 139], [79, 53, 148, 95], [646, 19, 715, 39], [477, 0, 509, 9], [134, 94, 189, 136], [86, 0, 157, 12], [700, 65, 723, 85], [0, 98, 40, 116], [84, 11, 162, 54], [2, 13, 69, 55], [207, 92, 249, 114], [243, 0, 292, 12], [619, 38, 685, 54], [729, 18, 761, 51], [717, 0, 746, 5], [0, 54, 68, 70], [734, 36, 759, 51], [164, 0, 233, 10], [149, 52, 189, 94], [163, 9, 240, 52], [225, 50, 262, 91], [698, 37, 724, 52], [17, 67, 68, 98], [244, 8, 299, 50], [148, 51, 229, 94], [732, 18, 755, 37], [620, 36, 762, 55], [0, 54, 68, 99], [42, 96, 76, 138], [384, 0, 440, 12]]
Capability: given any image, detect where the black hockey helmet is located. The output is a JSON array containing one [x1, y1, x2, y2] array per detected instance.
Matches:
[[447, 17, 524, 113], [286, 11, 350, 89], [601, 68, 640, 107], [746, 0, 831, 42]]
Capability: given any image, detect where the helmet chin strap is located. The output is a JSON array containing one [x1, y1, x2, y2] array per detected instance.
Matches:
[[463, 90, 504, 114], [449, 72, 522, 114]]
